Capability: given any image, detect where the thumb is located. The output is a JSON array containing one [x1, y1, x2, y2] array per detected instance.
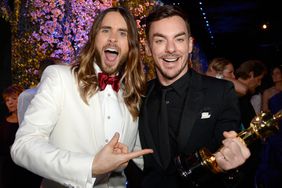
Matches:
[[108, 132, 120, 147]]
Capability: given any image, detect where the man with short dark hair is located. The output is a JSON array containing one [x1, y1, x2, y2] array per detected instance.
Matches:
[[131, 5, 251, 188]]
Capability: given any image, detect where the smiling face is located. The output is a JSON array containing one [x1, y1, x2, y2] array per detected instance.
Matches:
[[147, 16, 193, 86], [95, 11, 129, 75]]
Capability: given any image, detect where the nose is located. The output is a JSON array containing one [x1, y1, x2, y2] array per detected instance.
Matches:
[[108, 32, 118, 43], [165, 40, 176, 53]]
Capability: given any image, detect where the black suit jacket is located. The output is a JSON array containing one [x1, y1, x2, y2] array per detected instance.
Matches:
[[137, 70, 241, 188]]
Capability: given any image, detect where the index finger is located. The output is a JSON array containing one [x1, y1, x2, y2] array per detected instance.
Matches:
[[123, 149, 153, 161]]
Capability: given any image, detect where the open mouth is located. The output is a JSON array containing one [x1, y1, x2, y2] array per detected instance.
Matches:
[[162, 57, 180, 63], [104, 47, 119, 62]]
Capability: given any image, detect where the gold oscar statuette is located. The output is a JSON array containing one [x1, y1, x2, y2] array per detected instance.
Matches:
[[175, 110, 282, 178]]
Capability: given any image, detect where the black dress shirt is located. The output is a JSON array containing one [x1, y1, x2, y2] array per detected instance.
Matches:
[[147, 70, 192, 173]]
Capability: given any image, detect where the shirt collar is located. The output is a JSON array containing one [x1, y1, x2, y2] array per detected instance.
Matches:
[[157, 69, 192, 97], [94, 63, 102, 74]]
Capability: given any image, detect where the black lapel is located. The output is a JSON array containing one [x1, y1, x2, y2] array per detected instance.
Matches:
[[177, 70, 205, 151], [140, 80, 163, 167]]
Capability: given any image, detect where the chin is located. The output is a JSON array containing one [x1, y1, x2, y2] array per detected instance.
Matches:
[[103, 66, 118, 75]]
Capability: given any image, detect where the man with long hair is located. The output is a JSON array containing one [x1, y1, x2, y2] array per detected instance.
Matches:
[[11, 7, 152, 188]]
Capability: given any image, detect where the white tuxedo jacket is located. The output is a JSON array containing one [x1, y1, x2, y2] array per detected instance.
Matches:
[[11, 65, 139, 188]]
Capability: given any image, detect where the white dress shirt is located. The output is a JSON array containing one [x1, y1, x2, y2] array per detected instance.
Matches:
[[95, 64, 124, 143], [99, 85, 123, 143]]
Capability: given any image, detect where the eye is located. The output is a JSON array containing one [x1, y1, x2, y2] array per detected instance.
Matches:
[[176, 38, 185, 42], [155, 39, 164, 44], [101, 28, 109, 33], [119, 31, 127, 37]]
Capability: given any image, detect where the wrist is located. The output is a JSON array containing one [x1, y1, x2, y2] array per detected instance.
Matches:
[[92, 158, 99, 177]]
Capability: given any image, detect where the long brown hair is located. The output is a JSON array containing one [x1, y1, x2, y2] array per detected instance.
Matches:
[[72, 7, 145, 120]]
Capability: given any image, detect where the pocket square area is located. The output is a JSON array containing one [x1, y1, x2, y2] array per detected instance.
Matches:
[[201, 112, 211, 119]]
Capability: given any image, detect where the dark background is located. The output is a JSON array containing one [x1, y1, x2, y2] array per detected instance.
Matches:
[[162, 0, 282, 68], [0, 0, 13, 119]]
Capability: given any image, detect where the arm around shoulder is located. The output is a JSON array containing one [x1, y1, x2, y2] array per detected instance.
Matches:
[[224, 77, 248, 96]]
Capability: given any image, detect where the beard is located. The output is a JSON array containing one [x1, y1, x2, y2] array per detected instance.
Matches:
[[94, 50, 127, 75]]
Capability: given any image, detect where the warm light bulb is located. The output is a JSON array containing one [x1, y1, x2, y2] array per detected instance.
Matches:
[[262, 24, 268, 30]]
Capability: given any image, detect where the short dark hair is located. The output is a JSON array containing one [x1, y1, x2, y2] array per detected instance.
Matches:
[[236, 60, 267, 79], [145, 5, 191, 40]]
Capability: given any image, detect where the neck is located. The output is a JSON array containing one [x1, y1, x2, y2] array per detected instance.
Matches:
[[6, 113, 18, 123], [157, 66, 189, 86]]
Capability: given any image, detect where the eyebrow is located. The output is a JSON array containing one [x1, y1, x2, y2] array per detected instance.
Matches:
[[100, 26, 128, 32], [152, 32, 187, 38]]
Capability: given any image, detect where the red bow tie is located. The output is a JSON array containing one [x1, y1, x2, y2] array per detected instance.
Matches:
[[98, 73, 120, 92]]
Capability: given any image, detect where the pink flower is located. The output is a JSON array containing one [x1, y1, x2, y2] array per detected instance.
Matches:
[[27, 0, 112, 62]]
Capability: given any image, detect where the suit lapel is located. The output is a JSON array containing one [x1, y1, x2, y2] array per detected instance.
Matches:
[[140, 81, 163, 167], [177, 71, 205, 151]]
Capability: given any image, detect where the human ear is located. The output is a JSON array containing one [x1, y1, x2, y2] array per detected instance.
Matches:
[[145, 41, 152, 56], [188, 36, 194, 54]]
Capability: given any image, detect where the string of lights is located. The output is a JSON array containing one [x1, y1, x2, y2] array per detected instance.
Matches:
[[198, 1, 215, 47]]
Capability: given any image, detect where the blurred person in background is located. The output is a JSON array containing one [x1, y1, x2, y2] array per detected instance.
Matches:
[[250, 88, 263, 116], [262, 65, 282, 114], [234, 59, 267, 188], [255, 65, 282, 188], [0, 84, 42, 188], [236, 60, 267, 128], [206, 57, 247, 96]]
